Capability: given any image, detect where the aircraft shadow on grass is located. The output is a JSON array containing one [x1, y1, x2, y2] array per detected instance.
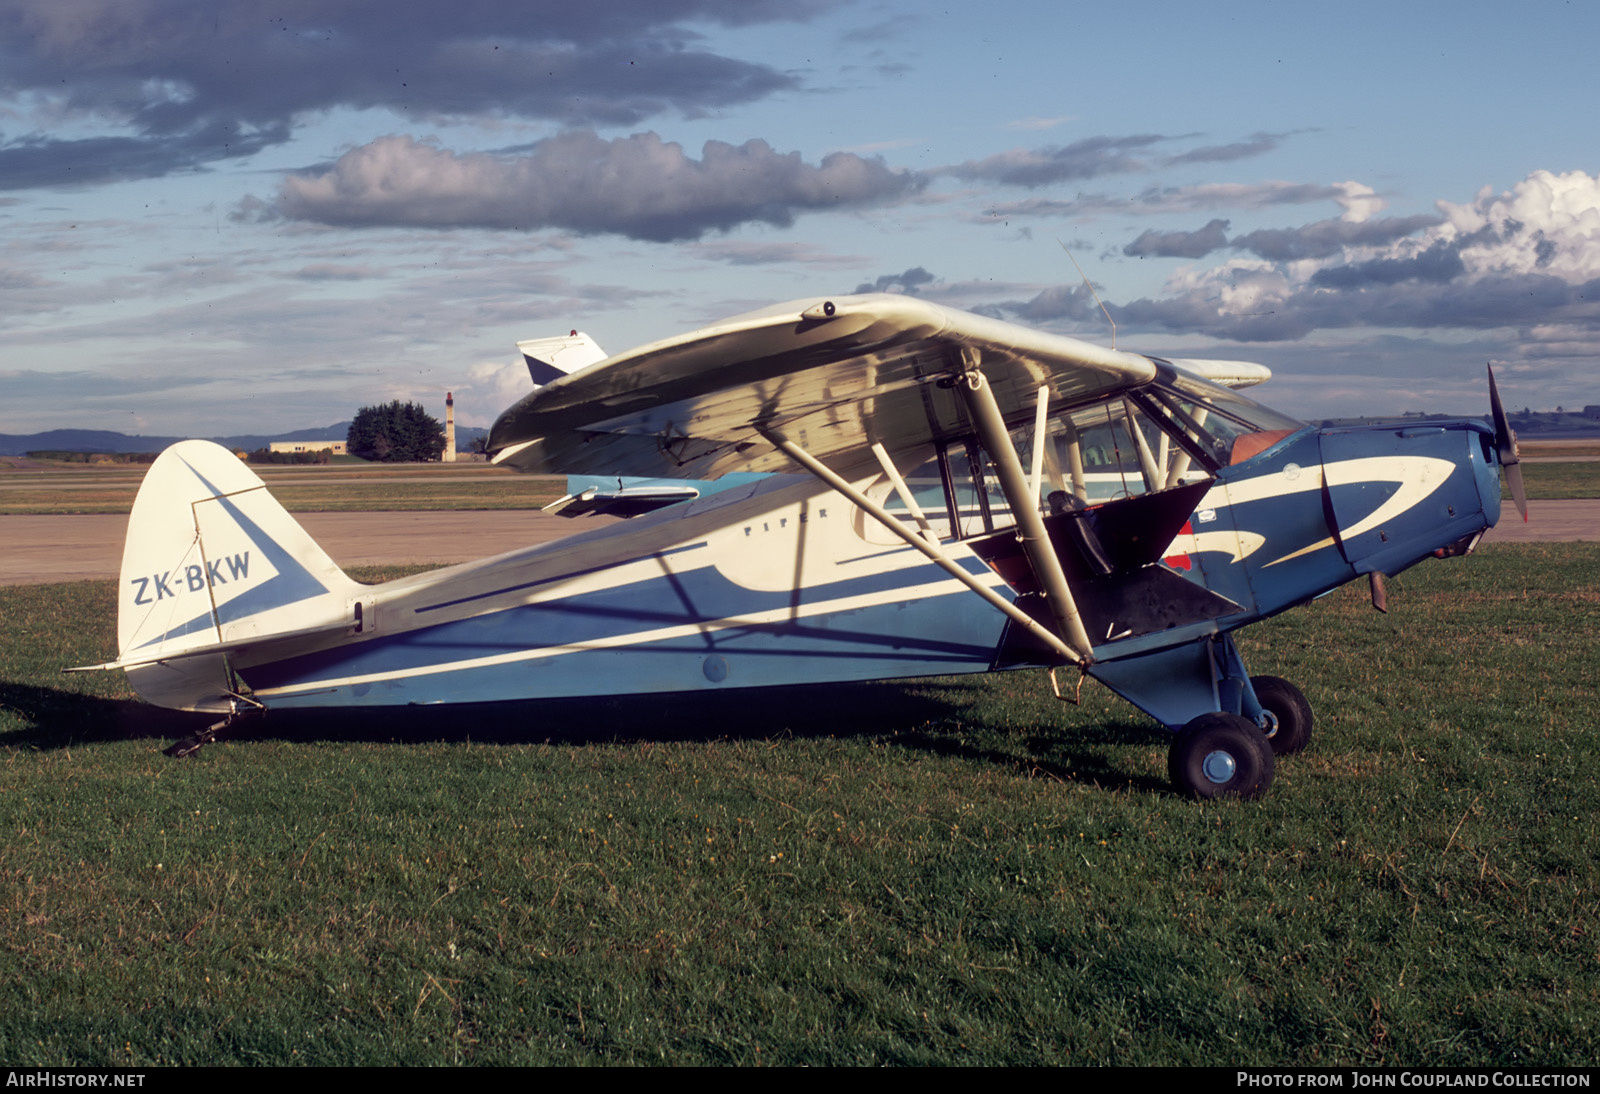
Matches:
[[1, 677, 1164, 793]]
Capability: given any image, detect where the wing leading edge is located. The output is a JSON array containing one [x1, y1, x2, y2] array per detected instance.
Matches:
[[487, 294, 1167, 481]]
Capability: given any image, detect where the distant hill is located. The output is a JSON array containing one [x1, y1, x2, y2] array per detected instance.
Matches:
[[0, 423, 490, 457]]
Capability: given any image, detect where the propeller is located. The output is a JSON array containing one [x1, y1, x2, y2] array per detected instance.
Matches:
[[1487, 364, 1528, 523]]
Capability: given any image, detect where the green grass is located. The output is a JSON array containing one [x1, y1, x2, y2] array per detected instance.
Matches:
[[1, 545, 1597, 1065], [0, 466, 564, 514], [1512, 460, 1600, 499]]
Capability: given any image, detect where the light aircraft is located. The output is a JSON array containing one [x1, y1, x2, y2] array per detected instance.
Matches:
[[75, 294, 1525, 798]]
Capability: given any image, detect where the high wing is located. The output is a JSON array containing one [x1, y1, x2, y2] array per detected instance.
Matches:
[[487, 293, 1169, 480]]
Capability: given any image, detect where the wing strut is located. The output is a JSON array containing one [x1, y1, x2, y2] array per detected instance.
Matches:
[[1028, 385, 1050, 500], [869, 442, 937, 542], [757, 427, 1086, 666], [954, 368, 1097, 665]]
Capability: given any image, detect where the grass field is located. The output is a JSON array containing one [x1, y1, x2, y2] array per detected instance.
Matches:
[[1, 545, 1595, 1065], [0, 463, 565, 515], [1502, 461, 1600, 501], [3, 456, 1600, 515]]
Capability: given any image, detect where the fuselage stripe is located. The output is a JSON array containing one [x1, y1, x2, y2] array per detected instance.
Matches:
[[414, 539, 711, 613], [254, 576, 992, 698]]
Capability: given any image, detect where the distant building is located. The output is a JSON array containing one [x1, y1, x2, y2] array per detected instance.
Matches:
[[269, 440, 347, 455], [1585, 405, 1600, 420]]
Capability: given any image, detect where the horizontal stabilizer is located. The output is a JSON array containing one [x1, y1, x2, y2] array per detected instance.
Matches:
[[542, 483, 701, 518]]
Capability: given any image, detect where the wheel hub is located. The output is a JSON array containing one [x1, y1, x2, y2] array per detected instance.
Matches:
[[1201, 750, 1237, 784]]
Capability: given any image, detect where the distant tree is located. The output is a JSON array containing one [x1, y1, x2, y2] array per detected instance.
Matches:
[[347, 401, 446, 463], [248, 446, 332, 465]]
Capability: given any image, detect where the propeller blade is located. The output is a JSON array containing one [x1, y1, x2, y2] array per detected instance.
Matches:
[[1369, 572, 1388, 614], [1487, 364, 1528, 523], [1503, 460, 1528, 523]]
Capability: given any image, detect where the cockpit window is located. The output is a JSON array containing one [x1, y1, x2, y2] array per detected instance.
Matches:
[[1015, 396, 1172, 507], [864, 371, 1307, 543]]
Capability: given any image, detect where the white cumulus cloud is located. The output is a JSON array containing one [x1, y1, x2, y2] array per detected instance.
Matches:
[[271, 131, 921, 242], [1437, 169, 1600, 280]]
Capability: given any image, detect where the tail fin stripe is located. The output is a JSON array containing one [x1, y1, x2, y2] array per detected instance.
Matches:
[[131, 460, 333, 650], [183, 457, 331, 617]]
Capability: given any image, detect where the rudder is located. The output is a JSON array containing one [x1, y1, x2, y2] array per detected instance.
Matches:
[[115, 440, 361, 711]]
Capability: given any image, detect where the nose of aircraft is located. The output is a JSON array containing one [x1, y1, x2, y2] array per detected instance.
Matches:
[[1316, 417, 1501, 580]]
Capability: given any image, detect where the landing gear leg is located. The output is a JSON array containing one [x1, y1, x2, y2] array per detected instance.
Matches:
[[1087, 634, 1308, 799]]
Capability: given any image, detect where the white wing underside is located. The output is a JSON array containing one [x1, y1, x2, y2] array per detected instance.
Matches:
[[489, 293, 1268, 481]]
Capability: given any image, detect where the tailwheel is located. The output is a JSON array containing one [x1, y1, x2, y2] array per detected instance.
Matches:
[[1251, 675, 1313, 756], [1168, 713, 1275, 800], [164, 704, 262, 758]]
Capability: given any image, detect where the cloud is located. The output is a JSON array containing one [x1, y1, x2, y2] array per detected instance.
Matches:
[[1437, 169, 1600, 280], [689, 241, 866, 266], [1103, 270, 1600, 344], [983, 180, 1365, 221], [1161, 131, 1295, 166], [1123, 219, 1232, 259], [945, 131, 1290, 190], [1002, 116, 1076, 132], [0, 0, 823, 188], [997, 170, 1600, 346], [0, 125, 290, 190], [1124, 213, 1443, 262], [1309, 239, 1466, 288], [291, 263, 385, 281], [1230, 214, 1443, 261], [854, 266, 936, 294], [943, 135, 1170, 187], [268, 131, 921, 241], [1011, 283, 1104, 325]]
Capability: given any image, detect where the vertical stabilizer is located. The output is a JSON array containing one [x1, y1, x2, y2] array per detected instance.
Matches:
[[115, 441, 361, 711], [517, 331, 606, 386]]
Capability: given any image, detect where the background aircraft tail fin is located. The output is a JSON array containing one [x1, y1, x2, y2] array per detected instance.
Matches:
[[112, 440, 362, 711], [517, 331, 607, 386]]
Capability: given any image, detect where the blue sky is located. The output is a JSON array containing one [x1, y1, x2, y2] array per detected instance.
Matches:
[[4, 0, 1597, 436]]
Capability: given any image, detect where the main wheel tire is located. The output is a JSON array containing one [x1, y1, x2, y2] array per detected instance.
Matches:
[[1168, 713, 1275, 800], [1250, 675, 1313, 756]]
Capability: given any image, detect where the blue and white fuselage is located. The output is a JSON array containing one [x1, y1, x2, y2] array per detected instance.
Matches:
[[102, 414, 1501, 720], [85, 293, 1514, 797]]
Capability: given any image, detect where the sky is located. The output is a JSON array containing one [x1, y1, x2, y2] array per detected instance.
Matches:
[[3, 0, 1598, 437]]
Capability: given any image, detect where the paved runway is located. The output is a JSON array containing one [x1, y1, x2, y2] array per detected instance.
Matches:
[[1, 500, 1593, 585], [0, 511, 610, 585]]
